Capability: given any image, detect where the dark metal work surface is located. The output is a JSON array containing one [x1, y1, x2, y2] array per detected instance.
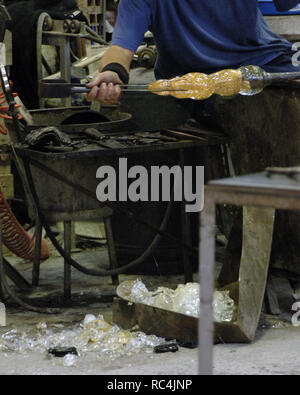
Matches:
[[14, 128, 227, 162], [199, 171, 300, 376], [13, 123, 228, 223]]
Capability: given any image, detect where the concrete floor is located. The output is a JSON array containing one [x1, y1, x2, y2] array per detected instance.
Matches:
[[0, 243, 300, 375]]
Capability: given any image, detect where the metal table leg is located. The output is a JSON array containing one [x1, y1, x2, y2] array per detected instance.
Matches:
[[180, 149, 194, 283], [199, 196, 216, 375], [64, 220, 72, 298], [32, 216, 42, 286], [104, 217, 119, 285], [181, 206, 193, 283]]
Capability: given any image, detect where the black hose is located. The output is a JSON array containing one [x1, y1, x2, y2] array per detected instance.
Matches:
[[24, 160, 176, 277]]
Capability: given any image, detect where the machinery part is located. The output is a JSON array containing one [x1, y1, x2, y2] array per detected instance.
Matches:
[[36, 12, 53, 108], [0, 187, 50, 260], [42, 15, 54, 31], [137, 46, 157, 69], [63, 19, 72, 33], [70, 19, 81, 34]]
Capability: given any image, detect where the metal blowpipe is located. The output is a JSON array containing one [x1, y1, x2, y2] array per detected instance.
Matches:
[[236, 65, 300, 96]]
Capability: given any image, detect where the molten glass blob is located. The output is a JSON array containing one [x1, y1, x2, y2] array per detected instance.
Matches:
[[148, 73, 215, 99], [209, 69, 243, 97], [148, 65, 269, 100]]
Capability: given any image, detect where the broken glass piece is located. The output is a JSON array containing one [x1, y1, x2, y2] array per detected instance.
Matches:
[[117, 280, 235, 323]]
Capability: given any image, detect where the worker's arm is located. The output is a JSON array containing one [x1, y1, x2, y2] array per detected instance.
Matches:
[[86, 45, 134, 103], [86, 0, 152, 103]]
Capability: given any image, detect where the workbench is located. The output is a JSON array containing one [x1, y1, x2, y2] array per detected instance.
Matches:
[[13, 121, 229, 302], [199, 170, 300, 375]]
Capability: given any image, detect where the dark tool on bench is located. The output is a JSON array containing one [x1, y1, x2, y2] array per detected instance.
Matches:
[[83, 127, 127, 149]]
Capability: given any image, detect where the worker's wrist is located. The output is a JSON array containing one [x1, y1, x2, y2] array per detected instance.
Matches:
[[101, 63, 130, 84]]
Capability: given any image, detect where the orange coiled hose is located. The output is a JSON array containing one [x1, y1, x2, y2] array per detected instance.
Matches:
[[0, 84, 50, 260], [0, 187, 50, 260]]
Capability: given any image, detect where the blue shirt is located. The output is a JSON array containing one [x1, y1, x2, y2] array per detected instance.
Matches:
[[111, 0, 300, 78]]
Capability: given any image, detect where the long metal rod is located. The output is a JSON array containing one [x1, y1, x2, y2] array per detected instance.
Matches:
[[39, 81, 188, 98], [266, 71, 300, 82]]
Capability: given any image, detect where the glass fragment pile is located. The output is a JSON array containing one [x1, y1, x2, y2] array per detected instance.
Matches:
[[118, 280, 235, 323], [0, 314, 165, 364]]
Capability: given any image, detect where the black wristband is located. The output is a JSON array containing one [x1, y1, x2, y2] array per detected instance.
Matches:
[[101, 63, 130, 84]]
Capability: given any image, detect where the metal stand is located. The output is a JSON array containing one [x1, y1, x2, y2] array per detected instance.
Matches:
[[36, 13, 72, 108]]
